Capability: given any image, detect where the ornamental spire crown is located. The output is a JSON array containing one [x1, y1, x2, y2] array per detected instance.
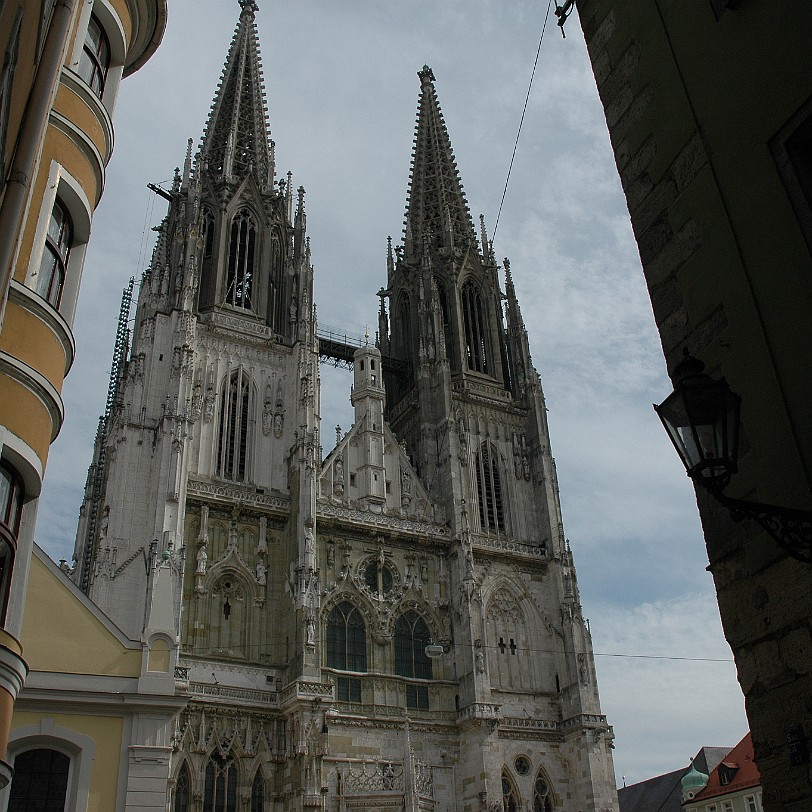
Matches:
[[199, 0, 273, 183], [403, 66, 477, 258]]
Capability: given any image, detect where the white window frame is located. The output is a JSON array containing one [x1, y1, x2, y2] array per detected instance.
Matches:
[[25, 162, 92, 325]]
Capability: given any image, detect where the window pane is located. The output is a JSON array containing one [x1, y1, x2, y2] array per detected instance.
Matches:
[[8, 748, 70, 811]]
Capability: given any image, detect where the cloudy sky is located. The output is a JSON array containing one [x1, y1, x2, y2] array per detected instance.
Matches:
[[36, 0, 748, 787]]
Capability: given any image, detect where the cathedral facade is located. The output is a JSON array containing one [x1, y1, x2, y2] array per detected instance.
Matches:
[[72, 3, 618, 810]]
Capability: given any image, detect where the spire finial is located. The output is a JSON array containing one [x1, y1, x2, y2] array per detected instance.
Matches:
[[239, 0, 258, 17], [418, 65, 435, 85]]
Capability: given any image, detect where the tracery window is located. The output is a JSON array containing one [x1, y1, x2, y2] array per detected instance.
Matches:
[[174, 762, 191, 812], [36, 198, 72, 308], [394, 610, 431, 709], [217, 368, 252, 481], [199, 207, 216, 307], [204, 751, 237, 812], [326, 601, 366, 703], [475, 442, 506, 533], [250, 769, 264, 812], [462, 281, 489, 374], [435, 278, 455, 366], [0, 460, 22, 625], [533, 771, 554, 812], [501, 771, 519, 812], [7, 748, 70, 811], [77, 14, 110, 98], [226, 209, 256, 308]]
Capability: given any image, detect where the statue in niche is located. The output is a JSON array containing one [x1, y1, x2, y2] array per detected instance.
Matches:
[[306, 612, 316, 646], [326, 542, 335, 568], [304, 525, 315, 570], [420, 560, 428, 584], [262, 380, 273, 435], [400, 466, 412, 508], [476, 649, 485, 673], [273, 411, 284, 438], [522, 455, 531, 481], [578, 653, 590, 685], [196, 545, 208, 575], [334, 454, 344, 495], [256, 560, 267, 586]]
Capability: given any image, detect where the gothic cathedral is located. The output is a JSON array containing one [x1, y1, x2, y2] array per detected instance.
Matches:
[[72, 3, 618, 811]]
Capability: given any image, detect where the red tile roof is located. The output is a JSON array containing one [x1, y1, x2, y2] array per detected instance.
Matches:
[[693, 733, 760, 802]]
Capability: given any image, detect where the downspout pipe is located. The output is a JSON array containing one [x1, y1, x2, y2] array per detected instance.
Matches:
[[0, 0, 78, 328]]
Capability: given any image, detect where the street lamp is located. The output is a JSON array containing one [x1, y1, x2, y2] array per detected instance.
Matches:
[[655, 349, 812, 563]]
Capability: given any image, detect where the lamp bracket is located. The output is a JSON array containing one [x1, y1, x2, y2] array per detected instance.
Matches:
[[713, 490, 812, 563]]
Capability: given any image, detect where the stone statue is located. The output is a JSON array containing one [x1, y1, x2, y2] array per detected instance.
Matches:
[[256, 560, 267, 585], [196, 545, 207, 575]]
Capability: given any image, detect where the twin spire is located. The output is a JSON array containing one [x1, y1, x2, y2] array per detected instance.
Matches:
[[199, 0, 273, 184]]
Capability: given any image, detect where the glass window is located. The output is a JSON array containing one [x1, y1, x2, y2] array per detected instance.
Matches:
[[36, 198, 72, 308], [327, 601, 366, 673], [462, 281, 489, 374], [7, 748, 70, 811], [174, 762, 191, 812], [395, 610, 431, 710], [250, 770, 263, 812], [77, 14, 109, 98], [0, 461, 22, 625], [533, 771, 553, 812], [204, 752, 237, 812], [501, 771, 519, 812]]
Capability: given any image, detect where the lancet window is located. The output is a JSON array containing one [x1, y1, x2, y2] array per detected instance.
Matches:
[[199, 207, 216, 307], [37, 198, 72, 308], [173, 762, 191, 812], [475, 442, 506, 533], [435, 278, 455, 367], [326, 601, 366, 703], [534, 771, 554, 812], [501, 771, 519, 812], [217, 368, 252, 481], [394, 610, 432, 709], [462, 281, 489, 374], [250, 770, 264, 812], [397, 292, 413, 359], [204, 751, 237, 812], [226, 209, 256, 308]]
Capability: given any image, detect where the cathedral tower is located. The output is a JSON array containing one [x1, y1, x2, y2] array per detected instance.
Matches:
[[73, 5, 618, 811]]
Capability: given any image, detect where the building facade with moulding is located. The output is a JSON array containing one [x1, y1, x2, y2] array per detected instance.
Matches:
[[0, 0, 166, 786], [574, 2, 812, 810], [69, 2, 619, 810]]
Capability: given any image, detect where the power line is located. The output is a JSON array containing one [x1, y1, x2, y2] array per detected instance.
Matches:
[[492, 0, 554, 243]]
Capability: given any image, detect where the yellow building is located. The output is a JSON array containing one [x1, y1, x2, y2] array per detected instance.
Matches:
[[0, 545, 186, 811], [0, 0, 166, 785], [575, 1, 812, 810]]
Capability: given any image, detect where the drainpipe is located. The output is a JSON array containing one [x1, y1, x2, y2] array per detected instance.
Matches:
[[0, 0, 78, 328]]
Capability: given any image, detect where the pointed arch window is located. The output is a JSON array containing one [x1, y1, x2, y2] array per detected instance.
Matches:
[[501, 771, 520, 812], [397, 292, 413, 360], [204, 751, 237, 812], [462, 281, 489, 374], [217, 368, 252, 481], [7, 748, 70, 810], [394, 610, 432, 709], [435, 278, 455, 368], [475, 442, 506, 533], [326, 601, 366, 703], [199, 207, 216, 308], [174, 762, 191, 812], [534, 771, 554, 812], [226, 209, 256, 309], [36, 198, 72, 308], [250, 769, 264, 812]]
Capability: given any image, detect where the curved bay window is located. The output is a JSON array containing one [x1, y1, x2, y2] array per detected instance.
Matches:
[[475, 442, 506, 533], [217, 368, 252, 481], [204, 751, 237, 812], [8, 748, 70, 810], [462, 281, 489, 374], [501, 771, 519, 812], [326, 601, 366, 703], [226, 209, 256, 309], [36, 198, 72, 308], [394, 610, 431, 709], [173, 762, 191, 812], [77, 14, 110, 98], [0, 461, 22, 625]]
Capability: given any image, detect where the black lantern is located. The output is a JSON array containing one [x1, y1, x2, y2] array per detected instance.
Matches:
[[655, 350, 812, 562], [654, 351, 741, 492]]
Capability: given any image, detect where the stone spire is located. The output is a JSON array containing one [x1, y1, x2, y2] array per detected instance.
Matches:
[[403, 66, 477, 260], [199, 0, 273, 183]]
